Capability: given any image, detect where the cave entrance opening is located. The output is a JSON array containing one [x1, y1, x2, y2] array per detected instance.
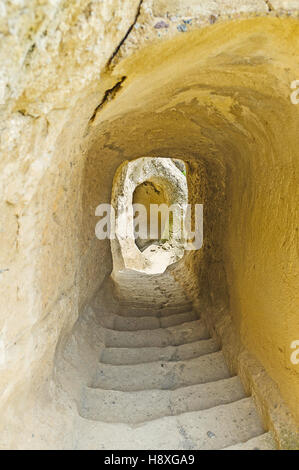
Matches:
[[111, 157, 188, 276]]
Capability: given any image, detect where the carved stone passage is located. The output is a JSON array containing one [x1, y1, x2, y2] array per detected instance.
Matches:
[[111, 157, 188, 275]]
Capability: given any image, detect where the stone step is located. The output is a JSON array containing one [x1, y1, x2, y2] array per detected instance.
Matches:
[[75, 398, 265, 450], [104, 319, 209, 348], [97, 310, 198, 331], [223, 432, 276, 450], [101, 338, 219, 365], [92, 351, 230, 391], [115, 302, 194, 317], [79, 376, 246, 424]]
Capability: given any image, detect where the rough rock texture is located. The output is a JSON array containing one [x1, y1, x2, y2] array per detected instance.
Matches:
[[0, 0, 142, 449], [0, 0, 298, 450], [151, 0, 269, 16], [110, 157, 187, 274], [54, 270, 275, 450], [270, 1, 299, 9]]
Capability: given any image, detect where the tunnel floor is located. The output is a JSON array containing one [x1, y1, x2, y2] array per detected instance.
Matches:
[[67, 269, 276, 450]]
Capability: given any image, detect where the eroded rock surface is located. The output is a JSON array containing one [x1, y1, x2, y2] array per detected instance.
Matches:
[[0, 0, 298, 450]]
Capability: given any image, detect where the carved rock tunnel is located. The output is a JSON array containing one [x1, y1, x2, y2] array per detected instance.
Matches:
[[1, 8, 298, 450]]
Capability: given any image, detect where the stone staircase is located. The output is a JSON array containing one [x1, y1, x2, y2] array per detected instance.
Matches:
[[73, 272, 275, 450]]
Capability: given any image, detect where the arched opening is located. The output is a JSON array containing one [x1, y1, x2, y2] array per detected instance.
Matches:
[[110, 157, 188, 276]]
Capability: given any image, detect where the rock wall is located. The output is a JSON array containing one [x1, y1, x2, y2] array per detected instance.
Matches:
[[110, 157, 187, 274]]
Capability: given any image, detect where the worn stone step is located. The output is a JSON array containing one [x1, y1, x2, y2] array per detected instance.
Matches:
[[101, 338, 219, 365], [223, 432, 276, 450], [97, 310, 198, 331], [92, 351, 230, 391], [79, 376, 246, 424], [75, 398, 265, 450], [104, 319, 209, 348]]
